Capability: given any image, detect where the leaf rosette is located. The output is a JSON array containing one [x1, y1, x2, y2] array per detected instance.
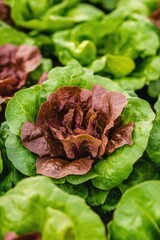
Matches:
[[0, 44, 41, 103], [5, 61, 155, 208]]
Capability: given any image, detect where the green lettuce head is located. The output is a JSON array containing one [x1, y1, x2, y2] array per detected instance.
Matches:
[[0, 176, 106, 240], [52, 4, 160, 92], [9, 0, 104, 32], [5, 61, 155, 209]]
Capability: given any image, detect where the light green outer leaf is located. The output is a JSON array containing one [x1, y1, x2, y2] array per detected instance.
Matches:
[[0, 176, 106, 240], [6, 85, 42, 136], [42, 207, 76, 239], [108, 181, 160, 240], [5, 132, 36, 176]]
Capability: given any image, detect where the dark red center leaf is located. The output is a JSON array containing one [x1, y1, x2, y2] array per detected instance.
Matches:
[[21, 85, 134, 178]]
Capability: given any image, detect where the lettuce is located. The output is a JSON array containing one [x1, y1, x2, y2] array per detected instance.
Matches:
[[52, 5, 160, 92], [5, 61, 155, 208], [53, 7, 159, 61], [0, 176, 106, 240], [0, 122, 25, 196], [0, 44, 42, 98], [10, 0, 104, 32], [108, 181, 160, 239], [20, 85, 133, 179]]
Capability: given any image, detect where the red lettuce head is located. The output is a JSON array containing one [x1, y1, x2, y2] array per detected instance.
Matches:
[[21, 85, 134, 178], [0, 44, 41, 101]]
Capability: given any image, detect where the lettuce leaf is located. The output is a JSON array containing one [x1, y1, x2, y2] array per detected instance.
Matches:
[[147, 96, 160, 165], [0, 122, 25, 195], [0, 176, 106, 240], [0, 21, 34, 46], [108, 181, 160, 240]]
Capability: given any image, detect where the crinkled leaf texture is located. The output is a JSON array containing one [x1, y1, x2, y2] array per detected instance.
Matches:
[[147, 96, 160, 165], [5, 60, 155, 198], [108, 181, 160, 240], [91, 158, 159, 212], [0, 176, 106, 240]]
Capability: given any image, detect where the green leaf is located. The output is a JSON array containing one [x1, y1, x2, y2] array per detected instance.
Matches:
[[66, 170, 98, 185], [53, 30, 97, 65], [108, 181, 160, 240], [0, 176, 106, 240], [148, 80, 160, 98], [110, 14, 159, 59], [114, 76, 146, 91], [147, 97, 160, 165], [89, 54, 135, 77], [42, 207, 76, 240], [6, 85, 42, 136], [101, 187, 122, 212], [0, 168, 25, 194], [134, 56, 160, 83], [119, 158, 158, 193], [0, 21, 34, 46], [58, 182, 88, 199], [117, 0, 159, 13], [87, 184, 109, 206], [5, 132, 36, 176]]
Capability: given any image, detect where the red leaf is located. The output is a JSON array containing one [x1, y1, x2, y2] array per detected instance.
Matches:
[[36, 157, 94, 178]]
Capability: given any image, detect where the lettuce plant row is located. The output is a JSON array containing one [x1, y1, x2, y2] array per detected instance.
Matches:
[[0, 0, 160, 239]]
